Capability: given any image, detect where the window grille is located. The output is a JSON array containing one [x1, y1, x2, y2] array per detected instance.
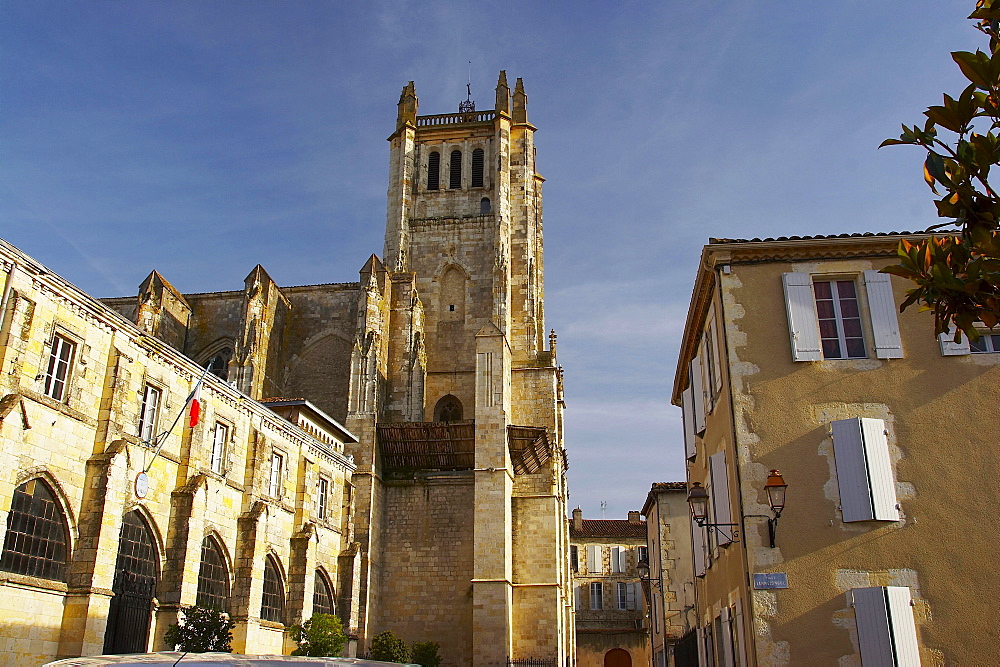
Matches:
[[196, 536, 230, 611], [449, 150, 462, 189], [138, 384, 162, 443], [43, 334, 75, 401], [261, 556, 284, 623], [427, 152, 440, 190], [0, 479, 69, 581], [115, 511, 159, 582], [471, 148, 484, 187], [313, 569, 335, 616]]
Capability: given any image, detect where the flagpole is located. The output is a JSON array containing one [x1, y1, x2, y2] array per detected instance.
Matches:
[[142, 364, 212, 475]]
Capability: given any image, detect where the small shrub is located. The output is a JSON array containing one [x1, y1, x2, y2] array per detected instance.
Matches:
[[289, 613, 347, 657], [369, 630, 410, 663], [411, 640, 441, 667], [163, 605, 234, 652]]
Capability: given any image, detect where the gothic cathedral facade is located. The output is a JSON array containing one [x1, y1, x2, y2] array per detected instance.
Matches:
[[101, 72, 574, 665]]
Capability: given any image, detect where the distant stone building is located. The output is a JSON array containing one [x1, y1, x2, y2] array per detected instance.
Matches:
[[640, 482, 695, 667], [100, 73, 573, 666], [0, 239, 357, 664], [569, 508, 649, 667]]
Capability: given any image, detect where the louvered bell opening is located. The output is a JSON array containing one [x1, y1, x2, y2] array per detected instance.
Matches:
[[427, 151, 440, 190], [471, 148, 484, 187], [449, 150, 462, 189]]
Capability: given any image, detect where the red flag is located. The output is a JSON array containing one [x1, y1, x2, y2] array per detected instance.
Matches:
[[189, 382, 202, 427]]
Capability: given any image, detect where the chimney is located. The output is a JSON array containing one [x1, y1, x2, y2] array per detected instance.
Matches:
[[572, 507, 583, 531], [628, 511, 641, 524]]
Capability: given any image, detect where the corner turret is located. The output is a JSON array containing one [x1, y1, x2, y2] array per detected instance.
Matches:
[[512, 77, 528, 124], [495, 70, 510, 115], [396, 81, 418, 128]]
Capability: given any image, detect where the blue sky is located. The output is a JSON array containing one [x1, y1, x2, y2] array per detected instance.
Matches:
[[1, 1, 979, 519]]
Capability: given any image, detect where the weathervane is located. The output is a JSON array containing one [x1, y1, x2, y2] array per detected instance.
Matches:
[[459, 60, 475, 113]]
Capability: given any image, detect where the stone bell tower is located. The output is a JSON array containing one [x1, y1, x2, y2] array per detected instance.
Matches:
[[354, 73, 570, 665]]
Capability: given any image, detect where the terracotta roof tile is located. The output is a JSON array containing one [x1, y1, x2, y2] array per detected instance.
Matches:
[[569, 519, 646, 539]]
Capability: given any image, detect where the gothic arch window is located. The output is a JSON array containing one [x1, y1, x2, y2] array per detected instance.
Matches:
[[206, 348, 231, 381], [434, 395, 463, 423], [0, 478, 70, 581], [472, 148, 485, 187], [480, 197, 491, 215], [449, 150, 462, 189], [196, 535, 230, 612], [313, 568, 336, 616], [427, 151, 440, 190], [261, 555, 285, 623]]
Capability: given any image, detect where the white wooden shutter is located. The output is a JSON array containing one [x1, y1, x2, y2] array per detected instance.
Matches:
[[626, 582, 637, 610], [864, 270, 904, 359], [885, 586, 921, 665], [733, 598, 748, 667], [861, 418, 899, 521], [832, 418, 899, 522], [682, 387, 697, 460], [611, 546, 623, 573], [709, 451, 733, 545], [696, 628, 707, 667], [853, 587, 920, 667], [709, 316, 724, 394], [575, 584, 582, 610], [692, 518, 706, 577], [720, 607, 735, 667], [587, 545, 600, 573], [782, 272, 823, 361], [690, 355, 707, 433], [938, 325, 971, 355]]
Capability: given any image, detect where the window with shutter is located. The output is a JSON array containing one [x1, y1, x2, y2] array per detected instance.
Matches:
[[938, 325, 971, 355], [832, 417, 899, 522], [782, 272, 823, 361], [852, 586, 920, 665], [575, 584, 582, 610], [709, 451, 734, 546], [682, 387, 697, 460], [590, 582, 603, 610], [863, 271, 904, 358], [617, 582, 628, 609], [626, 582, 638, 610], [570, 545, 578, 572], [587, 545, 600, 574], [733, 599, 747, 667], [690, 355, 706, 434], [611, 546, 624, 573], [449, 150, 462, 189], [471, 148, 484, 187], [691, 518, 706, 577]]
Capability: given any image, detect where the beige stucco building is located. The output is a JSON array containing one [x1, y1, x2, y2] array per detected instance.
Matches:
[[640, 482, 695, 667], [0, 239, 358, 665], [672, 232, 1000, 665], [96, 73, 573, 666], [569, 509, 650, 667]]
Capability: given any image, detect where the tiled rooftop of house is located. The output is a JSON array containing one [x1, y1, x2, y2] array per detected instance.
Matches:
[[569, 519, 646, 539]]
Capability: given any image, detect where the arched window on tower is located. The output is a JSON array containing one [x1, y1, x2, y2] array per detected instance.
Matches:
[[434, 395, 463, 423], [427, 151, 440, 191], [206, 348, 231, 381], [261, 555, 285, 623], [196, 535, 230, 612], [480, 197, 491, 215], [313, 569, 336, 616], [471, 148, 484, 187], [449, 150, 462, 189], [0, 478, 70, 581]]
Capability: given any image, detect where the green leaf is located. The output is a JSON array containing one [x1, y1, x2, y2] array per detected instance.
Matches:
[[953, 50, 992, 88]]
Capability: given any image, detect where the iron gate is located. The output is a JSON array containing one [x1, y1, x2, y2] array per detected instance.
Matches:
[[103, 511, 159, 654]]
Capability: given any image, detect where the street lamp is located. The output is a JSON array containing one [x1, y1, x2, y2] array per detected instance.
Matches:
[[686, 471, 789, 548], [686, 482, 740, 542]]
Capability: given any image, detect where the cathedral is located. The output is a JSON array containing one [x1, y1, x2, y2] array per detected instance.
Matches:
[[95, 72, 574, 665]]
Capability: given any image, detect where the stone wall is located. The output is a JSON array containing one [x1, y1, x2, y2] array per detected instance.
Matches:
[[373, 473, 475, 667]]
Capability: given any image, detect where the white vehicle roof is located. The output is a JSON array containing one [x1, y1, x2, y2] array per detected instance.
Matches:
[[45, 653, 418, 667]]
